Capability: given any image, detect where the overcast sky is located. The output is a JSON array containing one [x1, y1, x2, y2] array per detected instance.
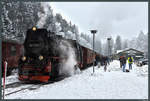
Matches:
[[49, 2, 148, 42]]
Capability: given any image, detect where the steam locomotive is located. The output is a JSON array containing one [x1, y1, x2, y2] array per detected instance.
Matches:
[[18, 27, 102, 82]]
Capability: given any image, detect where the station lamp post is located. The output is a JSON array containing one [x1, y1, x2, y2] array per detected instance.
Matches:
[[90, 30, 97, 74]]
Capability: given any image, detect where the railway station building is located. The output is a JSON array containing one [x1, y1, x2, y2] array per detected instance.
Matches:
[[114, 48, 144, 60]]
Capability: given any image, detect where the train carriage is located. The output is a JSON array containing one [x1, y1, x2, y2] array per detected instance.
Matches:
[[81, 46, 96, 68], [2, 40, 23, 76]]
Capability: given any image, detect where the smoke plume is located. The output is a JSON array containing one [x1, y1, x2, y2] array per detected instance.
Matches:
[[58, 40, 78, 76], [36, 3, 49, 28]]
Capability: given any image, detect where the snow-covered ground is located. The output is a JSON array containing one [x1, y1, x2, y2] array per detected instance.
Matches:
[[2, 71, 19, 85], [4, 60, 148, 99]]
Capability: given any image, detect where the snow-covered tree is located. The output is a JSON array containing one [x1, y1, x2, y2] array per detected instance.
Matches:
[[122, 39, 128, 49], [72, 24, 79, 41], [2, 1, 42, 42], [1, 1, 15, 39], [55, 13, 63, 24], [115, 35, 122, 52], [43, 5, 57, 32], [103, 42, 108, 56], [136, 31, 148, 57], [95, 40, 102, 54], [125, 31, 148, 58]]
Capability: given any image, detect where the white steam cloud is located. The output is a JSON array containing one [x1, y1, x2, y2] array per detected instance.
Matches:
[[58, 40, 80, 76], [36, 3, 49, 28]]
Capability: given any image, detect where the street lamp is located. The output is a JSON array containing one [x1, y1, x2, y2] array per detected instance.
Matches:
[[90, 30, 97, 74]]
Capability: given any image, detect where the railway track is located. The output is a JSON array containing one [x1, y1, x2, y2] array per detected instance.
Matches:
[[3, 75, 67, 97], [4, 82, 22, 89], [5, 84, 42, 96]]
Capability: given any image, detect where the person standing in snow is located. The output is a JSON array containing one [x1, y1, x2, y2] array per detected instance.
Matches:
[[107, 57, 110, 65], [103, 56, 108, 72], [101, 56, 104, 66], [99, 56, 103, 67], [95, 55, 100, 68], [119, 56, 123, 68], [128, 56, 134, 70], [122, 56, 127, 72]]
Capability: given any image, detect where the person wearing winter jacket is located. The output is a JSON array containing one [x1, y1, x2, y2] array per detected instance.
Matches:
[[119, 56, 123, 68], [103, 56, 108, 72], [121, 56, 127, 72], [128, 56, 134, 70]]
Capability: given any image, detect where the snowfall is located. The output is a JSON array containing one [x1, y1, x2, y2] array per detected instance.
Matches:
[[3, 60, 148, 99]]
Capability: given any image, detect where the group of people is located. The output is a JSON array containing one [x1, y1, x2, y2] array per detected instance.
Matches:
[[97, 56, 111, 72], [96, 55, 134, 72], [119, 55, 134, 72]]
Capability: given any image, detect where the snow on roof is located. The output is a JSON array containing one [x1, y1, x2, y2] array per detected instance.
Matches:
[[135, 56, 143, 57], [56, 31, 95, 52], [116, 48, 132, 54], [116, 48, 144, 54], [78, 37, 93, 50], [2, 37, 22, 44], [57, 32, 65, 37], [116, 50, 123, 54]]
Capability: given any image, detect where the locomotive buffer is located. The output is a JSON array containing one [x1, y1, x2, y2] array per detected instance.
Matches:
[[90, 30, 97, 75]]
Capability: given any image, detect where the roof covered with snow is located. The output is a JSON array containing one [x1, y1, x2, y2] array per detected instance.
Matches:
[[116, 48, 144, 54]]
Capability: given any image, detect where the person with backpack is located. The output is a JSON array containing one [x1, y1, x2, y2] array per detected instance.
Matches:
[[128, 56, 134, 70]]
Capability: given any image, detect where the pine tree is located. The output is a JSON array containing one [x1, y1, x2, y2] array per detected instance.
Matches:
[[122, 40, 128, 49], [104, 42, 108, 56], [115, 35, 122, 52], [1, 1, 15, 39], [43, 5, 56, 32], [95, 40, 102, 54], [2, 1, 42, 42]]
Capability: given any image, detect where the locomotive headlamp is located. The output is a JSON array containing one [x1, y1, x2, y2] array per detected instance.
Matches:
[[39, 55, 44, 60], [32, 27, 37, 31], [22, 56, 26, 61]]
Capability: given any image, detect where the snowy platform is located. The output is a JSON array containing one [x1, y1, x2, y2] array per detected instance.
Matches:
[[4, 60, 148, 99]]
